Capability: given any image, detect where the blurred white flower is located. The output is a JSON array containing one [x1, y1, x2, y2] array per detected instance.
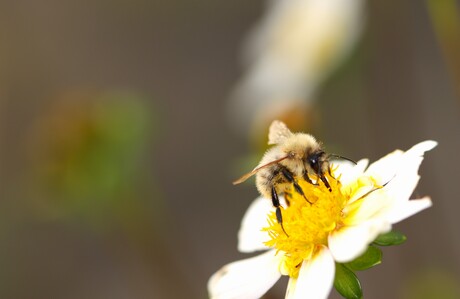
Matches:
[[208, 140, 436, 299], [228, 0, 366, 133]]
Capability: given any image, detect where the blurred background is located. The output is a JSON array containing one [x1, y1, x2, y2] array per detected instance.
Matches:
[[0, 1, 459, 298]]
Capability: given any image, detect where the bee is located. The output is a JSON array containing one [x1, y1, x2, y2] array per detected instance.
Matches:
[[233, 120, 354, 235]]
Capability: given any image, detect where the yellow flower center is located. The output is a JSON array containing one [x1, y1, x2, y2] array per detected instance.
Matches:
[[263, 171, 348, 278]]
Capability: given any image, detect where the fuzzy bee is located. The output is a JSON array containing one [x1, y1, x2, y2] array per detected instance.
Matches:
[[233, 120, 354, 234]]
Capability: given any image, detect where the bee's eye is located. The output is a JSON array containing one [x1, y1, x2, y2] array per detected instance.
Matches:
[[308, 152, 323, 173]]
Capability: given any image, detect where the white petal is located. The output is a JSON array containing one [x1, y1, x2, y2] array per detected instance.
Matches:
[[354, 140, 436, 223], [385, 197, 432, 224], [329, 220, 391, 263], [383, 171, 420, 205], [334, 159, 368, 188], [364, 149, 404, 184], [285, 277, 297, 299], [343, 187, 395, 226], [406, 140, 438, 155], [365, 140, 437, 187], [286, 246, 335, 299], [238, 197, 273, 253], [208, 250, 281, 299], [384, 141, 436, 199]]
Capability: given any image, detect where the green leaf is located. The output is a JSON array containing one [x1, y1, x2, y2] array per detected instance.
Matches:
[[334, 263, 363, 299], [373, 230, 407, 246], [345, 245, 382, 271]]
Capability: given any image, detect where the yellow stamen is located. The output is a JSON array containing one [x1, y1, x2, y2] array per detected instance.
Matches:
[[263, 171, 347, 278]]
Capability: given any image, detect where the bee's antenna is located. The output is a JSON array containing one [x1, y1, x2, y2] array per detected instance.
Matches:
[[354, 176, 395, 202], [329, 154, 357, 165]]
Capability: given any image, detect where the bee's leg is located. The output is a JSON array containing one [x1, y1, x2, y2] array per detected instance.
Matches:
[[284, 191, 292, 206], [303, 171, 319, 186], [271, 186, 289, 237], [320, 174, 332, 192], [281, 168, 312, 204]]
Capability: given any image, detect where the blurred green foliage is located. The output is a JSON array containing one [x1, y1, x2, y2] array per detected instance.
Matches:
[[402, 268, 460, 299], [427, 0, 460, 97], [29, 91, 155, 227]]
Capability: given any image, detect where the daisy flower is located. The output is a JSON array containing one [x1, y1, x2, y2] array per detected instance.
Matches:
[[228, 0, 366, 133], [208, 140, 436, 299]]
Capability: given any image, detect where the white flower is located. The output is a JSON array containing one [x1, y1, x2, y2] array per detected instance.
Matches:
[[208, 140, 436, 299], [228, 0, 366, 133]]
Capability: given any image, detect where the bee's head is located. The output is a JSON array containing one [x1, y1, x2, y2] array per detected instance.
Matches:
[[305, 150, 329, 176], [304, 150, 332, 191]]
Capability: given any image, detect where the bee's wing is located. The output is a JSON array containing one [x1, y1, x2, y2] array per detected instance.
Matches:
[[268, 120, 293, 145], [233, 155, 289, 185]]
